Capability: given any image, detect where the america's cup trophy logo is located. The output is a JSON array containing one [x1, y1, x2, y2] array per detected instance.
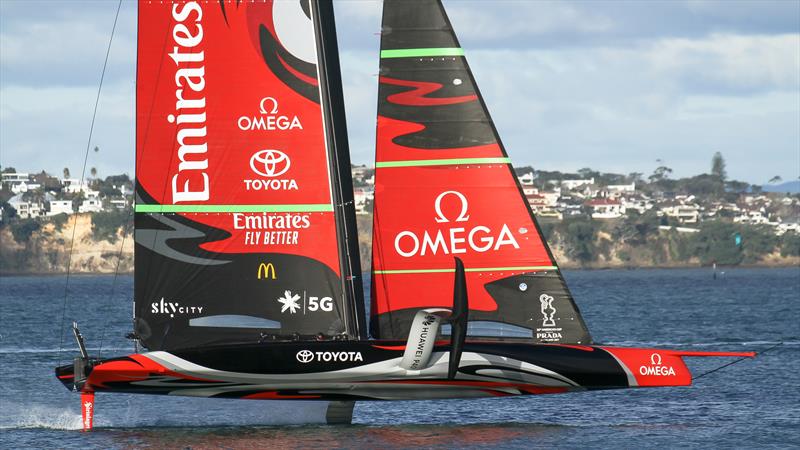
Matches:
[[539, 294, 557, 327], [250, 149, 291, 178]]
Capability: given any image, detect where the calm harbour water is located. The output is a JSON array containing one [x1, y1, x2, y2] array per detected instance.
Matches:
[[1, 267, 798, 449]]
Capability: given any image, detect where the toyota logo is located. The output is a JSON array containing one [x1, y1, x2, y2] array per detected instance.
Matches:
[[296, 349, 314, 363], [250, 149, 291, 178]]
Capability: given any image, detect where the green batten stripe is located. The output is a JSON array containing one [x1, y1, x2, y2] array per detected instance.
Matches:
[[380, 47, 464, 58], [374, 266, 558, 275], [135, 204, 334, 213], [376, 157, 511, 168]]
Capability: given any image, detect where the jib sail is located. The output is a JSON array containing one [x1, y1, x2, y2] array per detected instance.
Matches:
[[134, 0, 363, 351], [370, 0, 591, 344]]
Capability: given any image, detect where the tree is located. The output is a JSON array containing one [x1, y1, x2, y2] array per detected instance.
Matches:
[[577, 167, 598, 180], [563, 218, 597, 264], [725, 180, 750, 193], [648, 166, 673, 184], [63, 167, 70, 179], [90, 167, 98, 178], [691, 221, 742, 265], [627, 172, 643, 184], [781, 232, 800, 257], [711, 152, 727, 182], [10, 218, 41, 244]]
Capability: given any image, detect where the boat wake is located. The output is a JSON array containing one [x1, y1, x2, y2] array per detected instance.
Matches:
[[0, 400, 332, 430], [0, 405, 83, 431]]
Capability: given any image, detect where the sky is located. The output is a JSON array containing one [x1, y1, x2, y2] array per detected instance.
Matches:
[[0, 0, 798, 185]]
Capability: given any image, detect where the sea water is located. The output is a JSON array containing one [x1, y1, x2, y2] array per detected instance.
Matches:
[[0, 268, 798, 449]]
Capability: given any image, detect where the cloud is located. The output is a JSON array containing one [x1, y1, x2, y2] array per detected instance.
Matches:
[[0, 1, 136, 87], [0, 0, 797, 184], [0, 81, 134, 178]]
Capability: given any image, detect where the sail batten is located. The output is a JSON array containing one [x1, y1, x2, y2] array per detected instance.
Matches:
[[135, 204, 334, 213], [376, 157, 511, 168], [380, 48, 464, 58]]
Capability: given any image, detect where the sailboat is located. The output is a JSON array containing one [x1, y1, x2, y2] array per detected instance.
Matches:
[[56, 0, 754, 430]]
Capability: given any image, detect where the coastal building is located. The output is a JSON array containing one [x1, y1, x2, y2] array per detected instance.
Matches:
[[10, 181, 41, 194], [620, 196, 653, 214], [586, 198, 624, 219], [351, 165, 370, 179], [536, 209, 563, 221], [47, 200, 73, 216], [108, 198, 128, 210], [733, 210, 770, 225], [661, 204, 701, 224], [517, 171, 535, 186], [2, 172, 29, 190], [526, 193, 548, 213], [8, 194, 45, 219], [78, 197, 103, 213], [353, 187, 374, 215], [776, 221, 800, 235], [561, 178, 595, 191], [63, 178, 91, 194], [608, 183, 636, 194]]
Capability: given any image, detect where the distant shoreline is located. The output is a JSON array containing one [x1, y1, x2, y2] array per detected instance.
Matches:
[[2, 263, 797, 277]]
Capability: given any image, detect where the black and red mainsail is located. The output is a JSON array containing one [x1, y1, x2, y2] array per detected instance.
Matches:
[[134, 0, 363, 351], [370, 0, 591, 344]]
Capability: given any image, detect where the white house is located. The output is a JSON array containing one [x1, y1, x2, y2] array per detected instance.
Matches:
[[662, 204, 701, 224], [8, 194, 45, 219], [620, 196, 653, 214], [608, 183, 636, 193], [2, 172, 29, 189], [777, 221, 800, 235], [48, 200, 73, 216], [586, 198, 624, 219], [517, 171, 535, 186], [10, 181, 41, 194], [63, 178, 91, 194], [561, 178, 594, 190], [734, 210, 770, 225], [78, 198, 103, 213], [109, 198, 128, 210], [526, 194, 548, 213]]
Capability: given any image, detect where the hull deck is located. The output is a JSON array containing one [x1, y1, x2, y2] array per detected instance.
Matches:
[[56, 340, 753, 401]]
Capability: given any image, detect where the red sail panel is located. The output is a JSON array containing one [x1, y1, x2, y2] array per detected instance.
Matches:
[[134, 1, 348, 350], [372, 164, 555, 309], [370, 0, 591, 344]]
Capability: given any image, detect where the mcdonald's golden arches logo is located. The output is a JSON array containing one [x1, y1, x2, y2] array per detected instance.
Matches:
[[257, 263, 277, 280]]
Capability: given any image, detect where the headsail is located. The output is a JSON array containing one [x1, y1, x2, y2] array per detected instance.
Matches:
[[134, 0, 362, 351], [370, 0, 591, 344]]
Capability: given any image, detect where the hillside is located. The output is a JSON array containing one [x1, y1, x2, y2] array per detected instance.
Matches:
[[0, 214, 133, 274], [2, 213, 798, 275]]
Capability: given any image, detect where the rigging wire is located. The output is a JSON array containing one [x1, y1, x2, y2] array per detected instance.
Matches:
[[97, 206, 134, 358], [692, 342, 783, 381], [57, 0, 123, 365]]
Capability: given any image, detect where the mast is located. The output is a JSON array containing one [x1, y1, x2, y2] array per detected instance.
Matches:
[[311, 0, 366, 340]]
